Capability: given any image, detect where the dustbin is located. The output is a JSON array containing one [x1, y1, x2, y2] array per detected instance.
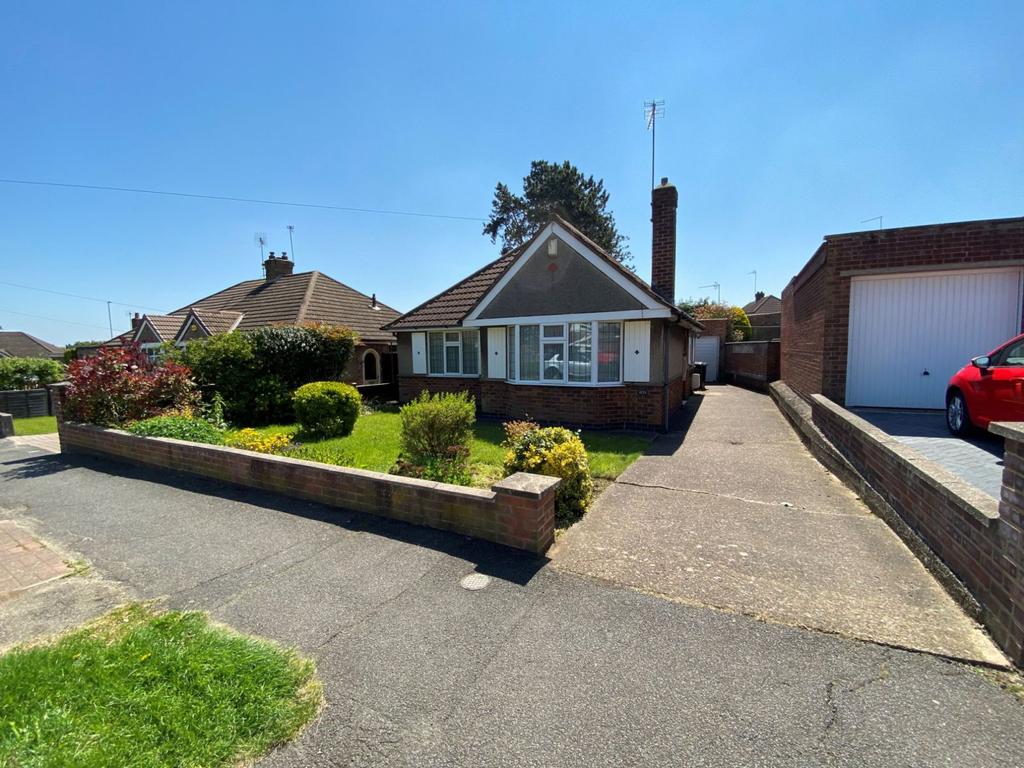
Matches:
[[693, 362, 708, 391]]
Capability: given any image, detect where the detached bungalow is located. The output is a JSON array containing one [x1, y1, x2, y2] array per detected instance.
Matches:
[[385, 178, 702, 430], [108, 253, 401, 390]]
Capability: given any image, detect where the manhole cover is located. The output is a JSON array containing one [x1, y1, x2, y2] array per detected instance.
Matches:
[[460, 573, 491, 591]]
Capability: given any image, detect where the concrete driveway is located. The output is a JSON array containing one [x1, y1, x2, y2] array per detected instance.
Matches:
[[554, 386, 1004, 666], [2, 435, 1023, 766], [853, 409, 1004, 498]]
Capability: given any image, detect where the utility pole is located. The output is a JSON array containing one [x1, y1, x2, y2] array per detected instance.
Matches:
[[106, 300, 113, 337], [644, 99, 665, 190]]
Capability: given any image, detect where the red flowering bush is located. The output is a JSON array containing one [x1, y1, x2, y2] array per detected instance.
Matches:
[[64, 344, 199, 426]]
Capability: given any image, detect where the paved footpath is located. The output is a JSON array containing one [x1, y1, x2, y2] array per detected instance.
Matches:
[[2, 433, 1023, 766], [554, 385, 1005, 666]]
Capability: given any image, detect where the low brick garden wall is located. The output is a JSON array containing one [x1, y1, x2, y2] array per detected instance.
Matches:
[[808, 393, 1023, 665], [49, 386, 558, 555], [723, 341, 780, 391]]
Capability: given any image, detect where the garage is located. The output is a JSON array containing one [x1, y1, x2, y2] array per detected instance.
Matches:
[[845, 268, 1023, 409], [694, 335, 720, 383]]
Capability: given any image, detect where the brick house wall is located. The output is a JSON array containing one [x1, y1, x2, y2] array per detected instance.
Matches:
[[399, 375, 681, 430], [782, 217, 1024, 403]]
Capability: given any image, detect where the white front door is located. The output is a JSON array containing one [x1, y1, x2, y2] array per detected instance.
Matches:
[[694, 336, 720, 383], [846, 268, 1023, 408]]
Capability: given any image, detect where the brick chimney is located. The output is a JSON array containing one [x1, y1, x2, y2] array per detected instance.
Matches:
[[651, 177, 677, 304], [755, 290, 765, 302], [131, 312, 143, 332], [264, 251, 294, 281]]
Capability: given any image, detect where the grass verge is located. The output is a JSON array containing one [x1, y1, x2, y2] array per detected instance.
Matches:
[[12, 416, 57, 436], [0, 603, 322, 767]]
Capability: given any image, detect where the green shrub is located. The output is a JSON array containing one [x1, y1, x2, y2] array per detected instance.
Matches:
[[180, 325, 358, 425], [503, 425, 594, 525], [0, 357, 65, 391], [398, 391, 475, 463], [127, 415, 224, 445], [293, 381, 361, 438]]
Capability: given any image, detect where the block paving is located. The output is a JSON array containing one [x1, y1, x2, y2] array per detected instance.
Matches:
[[0, 520, 70, 597]]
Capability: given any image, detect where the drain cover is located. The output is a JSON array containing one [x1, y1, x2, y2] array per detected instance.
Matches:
[[460, 573, 491, 591]]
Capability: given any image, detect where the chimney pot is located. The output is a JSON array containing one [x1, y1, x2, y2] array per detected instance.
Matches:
[[280, 251, 287, 260], [650, 178, 678, 304], [660, 177, 669, 186], [755, 290, 765, 301]]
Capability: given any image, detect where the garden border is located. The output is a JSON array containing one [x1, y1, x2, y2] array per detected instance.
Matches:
[[49, 384, 558, 555]]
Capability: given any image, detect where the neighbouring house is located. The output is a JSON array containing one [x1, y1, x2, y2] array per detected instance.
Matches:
[[742, 291, 782, 341], [384, 178, 703, 431], [102, 253, 401, 390], [0, 331, 63, 360], [782, 216, 1024, 409]]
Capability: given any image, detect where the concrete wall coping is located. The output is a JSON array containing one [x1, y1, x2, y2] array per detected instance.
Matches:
[[810, 394, 999, 525], [988, 421, 1024, 442]]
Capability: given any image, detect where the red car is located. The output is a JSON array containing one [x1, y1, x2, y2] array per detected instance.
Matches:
[[947, 332, 1024, 436]]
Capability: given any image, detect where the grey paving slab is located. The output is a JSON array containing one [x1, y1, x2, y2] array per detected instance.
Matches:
[[555, 385, 1005, 666], [2, 437, 1022, 767], [853, 409, 1004, 499]]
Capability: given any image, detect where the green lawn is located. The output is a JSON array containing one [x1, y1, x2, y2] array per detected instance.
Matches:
[[0, 603, 321, 767], [12, 415, 57, 435], [237, 410, 653, 484]]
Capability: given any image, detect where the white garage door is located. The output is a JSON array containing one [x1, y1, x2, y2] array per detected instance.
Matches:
[[694, 336, 721, 383], [846, 268, 1023, 409]]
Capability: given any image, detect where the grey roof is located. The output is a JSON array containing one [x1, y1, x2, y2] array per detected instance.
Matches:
[[0, 331, 63, 358]]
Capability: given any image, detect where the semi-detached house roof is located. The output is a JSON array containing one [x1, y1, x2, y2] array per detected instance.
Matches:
[[130, 271, 400, 345], [386, 216, 702, 331]]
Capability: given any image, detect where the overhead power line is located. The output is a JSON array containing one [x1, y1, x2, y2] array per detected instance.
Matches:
[[0, 307, 112, 333], [0, 178, 487, 222], [0, 279, 164, 313]]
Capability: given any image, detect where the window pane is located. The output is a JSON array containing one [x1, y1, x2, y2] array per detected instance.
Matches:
[[568, 322, 592, 382], [598, 322, 621, 382], [543, 324, 564, 338], [543, 342, 565, 380], [519, 325, 540, 381], [507, 326, 516, 380], [428, 332, 444, 374], [445, 344, 461, 373], [445, 332, 460, 343], [462, 330, 479, 375]]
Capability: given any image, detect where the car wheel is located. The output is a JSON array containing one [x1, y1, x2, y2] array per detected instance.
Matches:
[[946, 391, 972, 436]]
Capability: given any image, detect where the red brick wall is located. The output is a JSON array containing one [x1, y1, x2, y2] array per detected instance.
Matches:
[[399, 375, 684, 430], [811, 393, 1024, 664], [723, 341, 780, 391], [782, 218, 1024, 403]]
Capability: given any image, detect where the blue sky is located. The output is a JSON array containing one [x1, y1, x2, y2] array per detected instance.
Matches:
[[2, 1, 1021, 345]]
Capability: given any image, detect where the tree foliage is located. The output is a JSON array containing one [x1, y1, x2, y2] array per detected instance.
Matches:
[[483, 160, 630, 264], [678, 299, 753, 341], [0, 357, 65, 390]]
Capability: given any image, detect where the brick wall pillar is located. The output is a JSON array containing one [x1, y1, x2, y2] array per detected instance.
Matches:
[[491, 473, 559, 553], [987, 422, 1024, 664]]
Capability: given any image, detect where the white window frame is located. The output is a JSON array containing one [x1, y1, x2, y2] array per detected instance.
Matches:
[[426, 329, 481, 378], [502, 320, 624, 387]]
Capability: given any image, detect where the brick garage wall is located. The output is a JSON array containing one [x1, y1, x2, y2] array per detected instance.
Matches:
[[723, 341, 780, 391], [49, 386, 557, 555], [810, 393, 1024, 664], [782, 218, 1024, 404]]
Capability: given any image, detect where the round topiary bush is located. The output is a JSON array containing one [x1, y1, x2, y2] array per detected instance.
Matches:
[[503, 425, 594, 525], [292, 381, 361, 438]]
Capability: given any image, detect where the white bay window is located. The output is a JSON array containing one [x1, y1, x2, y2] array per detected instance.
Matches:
[[504, 321, 622, 386]]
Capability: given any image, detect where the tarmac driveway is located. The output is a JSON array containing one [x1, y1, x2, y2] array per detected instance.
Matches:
[[2, 435, 1023, 766], [554, 385, 1005, 666]]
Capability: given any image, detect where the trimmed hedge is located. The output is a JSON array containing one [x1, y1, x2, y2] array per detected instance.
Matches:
[[293, 382, 361, 438]]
